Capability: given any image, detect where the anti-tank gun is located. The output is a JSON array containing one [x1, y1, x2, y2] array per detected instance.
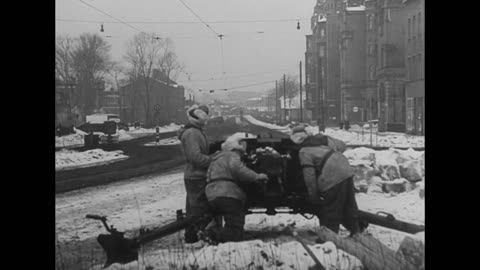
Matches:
[[88, 134, 424, 268]]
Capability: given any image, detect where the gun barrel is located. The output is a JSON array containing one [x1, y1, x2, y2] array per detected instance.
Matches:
[[358, 210, 424, 234]]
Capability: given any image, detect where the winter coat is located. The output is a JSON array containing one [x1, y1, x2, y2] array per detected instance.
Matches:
[[205, 150, 261, 203], [178, 123, 212, 180], [298, 134, 353, 202]]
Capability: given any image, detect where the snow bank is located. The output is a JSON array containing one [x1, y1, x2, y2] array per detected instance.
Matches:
[[128, 123, 181, 134], [55, 123, 181, 148], [345, 147, 425, 195], [55, 128, 86, 148], [94, 240, 362, 270], [55, 148, 128, 171], [240, 115, 424, 148], [324, 129, 424, 148], [144, 137, 181, 146], [57, 166, 423, 270], [243, 115, 291, 132]]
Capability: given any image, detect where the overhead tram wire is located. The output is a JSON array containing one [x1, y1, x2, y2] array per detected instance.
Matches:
[[177, 0, 227, 88], [77, 0, 143, 33], [176, 68, 298, 83], [56, 18, 311, 24], [198, 80, 276, 92], [177, 0, 220, 36], [76, 0, 161, 39]]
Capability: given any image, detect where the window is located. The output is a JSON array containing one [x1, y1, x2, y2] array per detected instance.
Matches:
[[368, 41, 374, 55], [319, 45, 325, 57], [413, 55, 417, 80], [419, 53, 423, 79], [407, 98, 414, 109], [369, 65, 375, 80], [381, 47, 386, 67], [418, 12, 422, 40], [407, 18, 411, 41], [408, 57, 412, 80], [320, 28, 325, 37], [379, 47, 384, 67], [369, 14, 375, 30], [412, 15, 416, 37]]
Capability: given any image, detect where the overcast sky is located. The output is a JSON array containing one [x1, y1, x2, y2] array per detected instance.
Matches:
[[56, 0, 316, 96]]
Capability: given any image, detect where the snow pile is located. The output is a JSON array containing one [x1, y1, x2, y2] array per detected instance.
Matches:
[[55, 148, 128, 171], [324, 129, 424, 148], [229, 132, 258, 140], [182, 240, 362, 270], [356, 190, 425, 250], [55, 124, 181, 148], [344, 147, 425, 196], [117, 129, 134, 141], [95, 240, 362, 270], [128, 123, 181, 134], [57, 168, 424, 270], [144, 137, 181, 146], [55, 128, 87, 148], [243, 115, 291, 132]]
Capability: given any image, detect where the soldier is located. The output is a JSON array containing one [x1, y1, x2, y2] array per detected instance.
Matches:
[[290, 125, 362, 236], [204, 135, 268, 243], [177, 104, 213, 245]]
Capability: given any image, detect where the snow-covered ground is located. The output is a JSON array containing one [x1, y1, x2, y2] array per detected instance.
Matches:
[[243, 115, 424, 148], [56, 146, 424, 270], [55, 148, 129, 171], [127, 123, 181, 134], [55, 123, 181, 149], [144, 137, 181, 146], [324, 129, 424, 148]]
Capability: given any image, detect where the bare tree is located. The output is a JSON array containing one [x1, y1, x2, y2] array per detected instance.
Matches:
[[56, 35, 77, 122], [124, 33, 184, 126], [266, 74, 299, 107], [106, 61, 126, 119], [71, 33, 112, 115], [106, 61, 125, 90], [56, 35, 75, 84], [157, 38, 185, 83]]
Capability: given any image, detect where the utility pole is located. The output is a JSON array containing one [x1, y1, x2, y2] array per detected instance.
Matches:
[[283, 74, 287, 124], [275, 80, 278, 124], [299, 61, 303, 123]]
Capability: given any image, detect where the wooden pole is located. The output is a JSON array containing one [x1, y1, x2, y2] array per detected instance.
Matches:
[[283, 74, 287, 124], [275, 80, 278, 124], [300, 61, 303, 123]]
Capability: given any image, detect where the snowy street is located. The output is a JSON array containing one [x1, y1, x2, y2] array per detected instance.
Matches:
[[56, 146, 425, 270]]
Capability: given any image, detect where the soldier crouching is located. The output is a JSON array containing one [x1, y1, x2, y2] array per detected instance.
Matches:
[[204, 135, 268, 243]]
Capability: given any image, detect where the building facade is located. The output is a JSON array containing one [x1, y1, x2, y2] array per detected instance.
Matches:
[[305, 0, 419, 132], [375, 0, 407, 132], [305, 0, 342, 126], [339, 1, 367, 123], [365, 0, 379, 122], [305, 1, 327, 124], [404, 0, 424, 135], [121, 70, 186, 126]]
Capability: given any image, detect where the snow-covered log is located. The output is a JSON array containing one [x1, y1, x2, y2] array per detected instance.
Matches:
[[315, 226, 416, 270]]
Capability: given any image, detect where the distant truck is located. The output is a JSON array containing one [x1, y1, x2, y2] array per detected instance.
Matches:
[[79, 114, 121, 147], [86, 114, 120, 124]]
